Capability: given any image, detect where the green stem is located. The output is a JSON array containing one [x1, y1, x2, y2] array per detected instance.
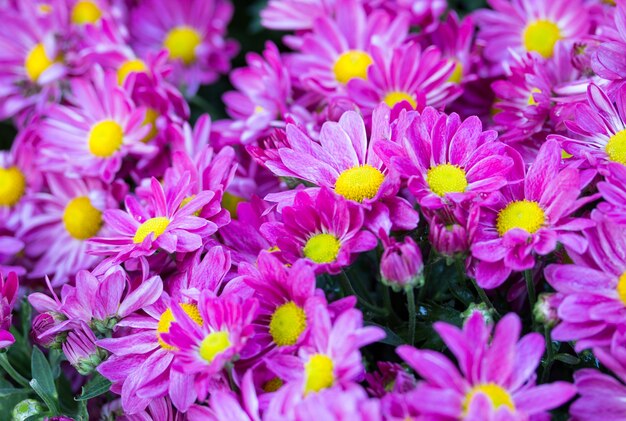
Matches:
[[0, 353, 30, 388], [225, 363, 239, 393], [541, 327, 555, 383], [339, 272, 387, 316], [469, 277, 500, 318], [524, 270, 537, 318], [383, 286, 401, 323], [407, 288, 416, 346]]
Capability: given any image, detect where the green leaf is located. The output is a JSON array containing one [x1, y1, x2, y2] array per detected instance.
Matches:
[[75, 373, 111, 401], [20, 298, 32, 338], [30, 347, 56, 400], [30, 379, 59, 414], [0, 387, 30, 397], [554, 353, 580, 365], [365, 321, 404, 346]]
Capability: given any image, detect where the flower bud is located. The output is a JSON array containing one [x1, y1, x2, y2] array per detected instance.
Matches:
[[62, 323, 107, 375], [31, 312, 67, 349], [534, 293, 562, 328], [12, 399, 45, 421], [380, 235, 424, 292], [461, 303, 494, 326]]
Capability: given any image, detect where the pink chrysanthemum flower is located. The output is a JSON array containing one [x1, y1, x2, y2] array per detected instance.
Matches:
[[549, 83, 626, 168], [347, 42, 461, 118], [19, 174, 116, 285], [0, 5, 67, 121], [291, 383, 383, 421], [471, 140, 594, 289], [287, 0, 409, 96], [0, 272, 19, 349], [260, 188, 377, 274], [90, 176, 215, 263], [129, 0, 238, 96], [261, 0, 336, 31], [545, 215, 626, 351], [38, 68, 155, 182], [163, 293, 258, 400], [376, 107, 519, 210], [592, 0, 626, 83], [597, 162, 626, 223], [474, 0, 591, 68], [397, 312, 577, 420]]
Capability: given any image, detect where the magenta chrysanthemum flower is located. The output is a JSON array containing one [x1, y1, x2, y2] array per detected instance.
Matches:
[[90, 176, 215, 263], [471, 140, 594, 288], [545, 215, 626, 351], [287, 0, 409, 96], [0, 272, 19, 348], [397, 312, 577, 420], [376, 107, 519, 210], [474, 0, 591, 67], [261, 0, 336, 31], [19, 174, 117, 285], [346, 42, 461, 117], [260, 188, 377, 274], [592, 0, 626, 83], [597, 162, 626, 223], [549, 83, 626, 168], [129, 0, 238, 96], [38, 68, 155, 182]]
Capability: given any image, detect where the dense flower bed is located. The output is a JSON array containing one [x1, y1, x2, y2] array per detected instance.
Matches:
[[0, 0, 624, 420]]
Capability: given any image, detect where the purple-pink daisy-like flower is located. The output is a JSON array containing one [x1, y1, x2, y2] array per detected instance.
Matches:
[[545, 215, 626, 351], [549, 83, 626, 168], [286, 0, 409, 96], [164, 292, 258, 400], [129, 0, 238, 96], [260, 188, 377, 275], [19, 174, 117, 285], [592, 0, 626, 83], [474, 0, 591, 69], [0, 272, 19, 349], [38, 68, 155, 182], [471, 140, 594, 289], [597, 162, 626, 223], [90, 176, 215, 263], [376, 107, 519, 210], [291, 383, 383, 421], [397, 312, 577, 420], [346, 42, 461, 118]]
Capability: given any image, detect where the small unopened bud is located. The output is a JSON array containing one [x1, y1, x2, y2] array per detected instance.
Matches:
[[380, 235, 424, 292], [12, 399, 45, 421], [62, 323, 107, 375], [534, 293, 562, 328], [31, 312, 67, 349], [461, 303, 494, 326]]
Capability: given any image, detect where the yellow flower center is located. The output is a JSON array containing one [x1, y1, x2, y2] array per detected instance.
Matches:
[[156, 303, 203, 350], [527, 88, 542, 106], [133, 217, 170, 243], [496, 200, 545, 236], [24, 43, 55, 82], [263, 377, 284, 393], [221, 192, 245, 219], [523, 20, 562, 58], [117, 59, 147, 85], [606, 129, 626, 165], [0, 167, 26, 207], [38, 3, 53, 13], [448, 61, 463, 84], [141, 108, 160, 143], [269, 301, 307, 346], [463, 383, 515, 414], [163, 26, 202, 65], [383, 91, 417, 109], [71, 1, 102, 25], [304, 354, 335, 394], [616, 272, 626, 306], [88, 120, 124, 158], [426, 164, 468, 197], [199, 331, 231, 363], [303, 233, 341, 264], [603, 0, 616, 5], [334, 164, 385, 203], [62, 196, 102, 240], [332, 50, 373, 85]]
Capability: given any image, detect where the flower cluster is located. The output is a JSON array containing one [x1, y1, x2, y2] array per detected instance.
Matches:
[[0, 0, 625, 420]]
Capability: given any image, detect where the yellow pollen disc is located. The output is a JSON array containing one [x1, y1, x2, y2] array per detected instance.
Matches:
[[335, 164, 385, 203], [163, 26, 202, 65], [603, 0, 616, 5], [156, 303, 203, 350], [268, 245, 280, 253], [180, 195, 202, 216], [62, 196, 102, 240], [117, 59, 147, 85], [0, 166, 26, 207], [269, 301, 307, 346], [333, 50, 373, 85], [71, 1, 102, 25], [199, 331, 231, 363], [254, 105, 265, 114], [464, 383, 515, 413], [263, 377, 284, 393], [527, 88, 542, 106], [383, 91, 417, 109], [38, 4, 53, 13], [133, 217, 170, 244], [24, 43, 55, 82], [562, 149, 572, 159], [140, 108, 159, 143], [426, 164, 468, 197], [88, 120, 124, 158], [496, 200, 545, 236], [221, 192, 245, 219], [606, 129, 626, 165], [303, 233, 341, 264], [448, 61, 463, 84], [523, 20, 562, 58], [304, 354, 335, 394], [616, 272, 626, 306]]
